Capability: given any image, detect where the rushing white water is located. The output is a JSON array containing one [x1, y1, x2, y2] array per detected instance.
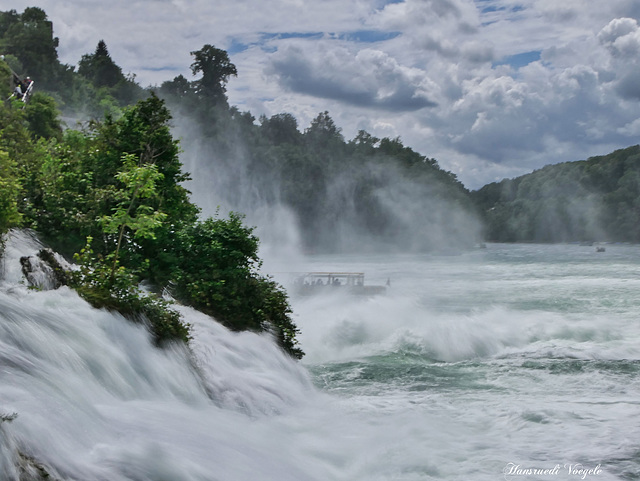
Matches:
[[281, 245, 640, 480], [1, 233, 639, 480]]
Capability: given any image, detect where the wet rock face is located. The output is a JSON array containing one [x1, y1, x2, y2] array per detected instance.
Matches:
[[19, 248, 71, 290], [2, 416, 60, 481], [17, 452, 57, 481]]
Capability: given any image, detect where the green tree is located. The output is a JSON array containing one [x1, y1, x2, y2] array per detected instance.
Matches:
[[0, 7, 59, 87], [78, 40, 125, 88], [260, 113, 302, 146], [76, 40, 144, 106], [171, 213, 303, 358], [88, 94, 197, 222], [26, 131, 98, 249], [304, 111, 343, 149], [350, 130, 380, 153], [0, 148, 22, 235], [189, 44, 237, 102], [100, 154, 167, 274], [158, 74, 193, 99], [23, 91, 62, 139]]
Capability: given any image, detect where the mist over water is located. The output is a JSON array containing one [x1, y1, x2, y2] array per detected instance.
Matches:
[[171, 120, 304, 260], [171, 113, 481, 257]]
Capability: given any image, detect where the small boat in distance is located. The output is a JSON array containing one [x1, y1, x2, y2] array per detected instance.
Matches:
[[292, 272, 387, 296]]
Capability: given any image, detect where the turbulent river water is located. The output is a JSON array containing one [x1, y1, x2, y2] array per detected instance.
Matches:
[[1, 231, 639, 480]]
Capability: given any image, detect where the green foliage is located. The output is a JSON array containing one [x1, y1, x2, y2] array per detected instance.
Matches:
[[304, 110, 344, 149], [0, 58, 13, 98], [473, 145, 640, 243], [0, 80, 52, 239], [92, 94, 199, 281], [0, 8, 145, 117], [78, 40, 124, 88], [71, 237, 190, 345], [0, 98, 30, 154], [157, 44, 239, 141], [0, 7, 59, 87], [189, 44, 237, 103], [158, 74, 193, 99], [171, 213, 303, 358], [0, 147, 21, 235], [100, 153, 167, 273], [23, 91, 62, 139], [77, 40, 144, 107], [25, 95, 198, 263], [23, 132, 99, 250], [0, 82, 303, 357]]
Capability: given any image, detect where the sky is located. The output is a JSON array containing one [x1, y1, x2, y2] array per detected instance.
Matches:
[[9, 0, 640, 188]]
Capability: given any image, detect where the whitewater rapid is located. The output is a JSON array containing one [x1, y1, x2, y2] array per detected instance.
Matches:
[[2, 232, 640, 480], [0, 231, 321, 480]]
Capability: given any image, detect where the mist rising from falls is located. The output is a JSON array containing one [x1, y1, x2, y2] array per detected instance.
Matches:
[[170, 112, 481, 259], [176, 132, 305, 262]]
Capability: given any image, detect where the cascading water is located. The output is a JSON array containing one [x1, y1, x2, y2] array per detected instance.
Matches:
[[2, 231, 640, 480], [0, 231, 321, 481]]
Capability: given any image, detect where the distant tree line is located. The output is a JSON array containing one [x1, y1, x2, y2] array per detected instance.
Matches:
[[472, 145, 640, 243], [156, 50, 480, 253]]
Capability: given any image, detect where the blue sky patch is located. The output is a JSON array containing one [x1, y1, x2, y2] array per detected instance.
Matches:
[[142, 66, 181, 73], [266, 32, 324, 41], [338, 30, 401, 43], [228, 38, 251, 55], [494, 50, 541, 69], [480, 4, 505, 14], [228, 32, 324, 55], [475, 1, 526, 17], [228, 30, 399, 55]]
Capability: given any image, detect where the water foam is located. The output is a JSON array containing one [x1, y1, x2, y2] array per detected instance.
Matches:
[[0, 232, 323, 480]]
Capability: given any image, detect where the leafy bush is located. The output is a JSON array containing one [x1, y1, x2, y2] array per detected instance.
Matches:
[[0, 148, 22, 237], [171, 213, 303, 358], [71, 238, 190, 345]]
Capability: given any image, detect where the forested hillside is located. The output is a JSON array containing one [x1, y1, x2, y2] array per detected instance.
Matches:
[[156, 46, 481, 253], [0, 9, 302, 358], [473, 145, 640, 243]]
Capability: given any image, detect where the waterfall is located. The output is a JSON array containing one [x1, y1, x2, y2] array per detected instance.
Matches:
[[0, 230, 318, 481]]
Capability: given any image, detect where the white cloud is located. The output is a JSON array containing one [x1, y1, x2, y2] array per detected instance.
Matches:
[[618, 118, 640, 136], [267, 41, 439, 111], [598, 17, 639, 48]]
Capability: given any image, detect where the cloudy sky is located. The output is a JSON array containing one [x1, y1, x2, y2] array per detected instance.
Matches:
[[10, 0, 640, 188]]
